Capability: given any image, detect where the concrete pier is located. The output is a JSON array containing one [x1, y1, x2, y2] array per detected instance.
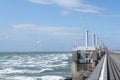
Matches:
[[69, 29, 120, 80]]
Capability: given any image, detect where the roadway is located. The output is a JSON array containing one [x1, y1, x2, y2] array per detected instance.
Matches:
[[88, 51, 120, 80]]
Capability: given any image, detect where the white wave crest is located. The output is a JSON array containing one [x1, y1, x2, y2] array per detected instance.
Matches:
[[40, 75, 65, 80], [0, 68, 53, 74]]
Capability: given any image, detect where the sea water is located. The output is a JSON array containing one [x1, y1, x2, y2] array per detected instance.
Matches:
[[0, 52, 72, 80]]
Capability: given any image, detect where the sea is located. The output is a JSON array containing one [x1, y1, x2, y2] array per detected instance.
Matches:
[[0, 52, 72, 80]]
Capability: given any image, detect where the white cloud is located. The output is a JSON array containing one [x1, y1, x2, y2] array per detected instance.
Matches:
[[13, 24, 84, 36], [74, 8, 99, 13], [61, 10, 71, 15], [27, 0, 103, 14], [52, 0, 80, 8], [28, 0, 52, 4], [28, 0, 80, 7]]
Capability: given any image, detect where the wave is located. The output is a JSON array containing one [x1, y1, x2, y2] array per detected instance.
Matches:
[[0, 68, 54, 74], [1, 76, 65, 80], [0, 52, 71, 79], [40, 75, 65, 80]]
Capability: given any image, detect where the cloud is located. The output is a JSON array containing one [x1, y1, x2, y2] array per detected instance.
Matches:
[[52, 0, 80, 8], [61, 10, 71, 15], [28, 0, 52, 4], [74, 8, 99, 13], [13, 24, 84, 36], [28, 0, 80, 7], [27, 0, 103, 14]]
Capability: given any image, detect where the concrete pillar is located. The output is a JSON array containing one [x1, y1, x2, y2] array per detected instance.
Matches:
[[96, 37, 99, 47], [86, 30, 89, 47], [92, 34, 95, 46]]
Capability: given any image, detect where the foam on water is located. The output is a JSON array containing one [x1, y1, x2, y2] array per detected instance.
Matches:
[[0, 67, 54, 74], [3, 76, 65, 80], [40, 75, 65, 80], [0, 52, 72, 80], [12, 76, 34, 80]]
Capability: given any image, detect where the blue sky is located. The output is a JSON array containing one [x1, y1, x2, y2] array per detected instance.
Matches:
[[0, 0, 120, 51]]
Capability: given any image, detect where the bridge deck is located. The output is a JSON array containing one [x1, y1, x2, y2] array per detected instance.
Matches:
[[88, 51, 120, 80]]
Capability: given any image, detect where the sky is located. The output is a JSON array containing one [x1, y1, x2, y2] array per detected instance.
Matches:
[[0, 0, 120, 52]]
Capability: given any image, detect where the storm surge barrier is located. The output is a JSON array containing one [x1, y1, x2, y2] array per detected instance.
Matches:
[[70, 30, 120, 80]]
